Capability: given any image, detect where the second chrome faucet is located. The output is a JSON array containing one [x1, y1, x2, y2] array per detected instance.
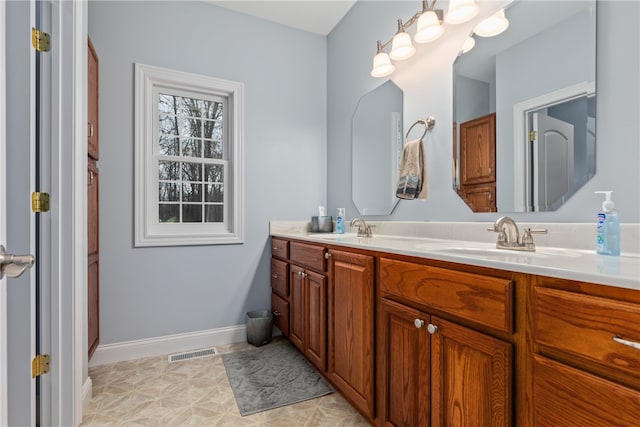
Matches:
[[350, 218, 373, 238], [489, 216, 547, 252]]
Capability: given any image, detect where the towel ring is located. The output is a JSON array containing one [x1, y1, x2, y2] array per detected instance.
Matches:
[[405, 116, 436, 141]]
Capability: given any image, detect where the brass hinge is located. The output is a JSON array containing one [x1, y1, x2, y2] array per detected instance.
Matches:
[[32, 354, 50, 378], [31, 27, 50, 52], [32, 192, 50, 213], [529, 130, 537, 141]]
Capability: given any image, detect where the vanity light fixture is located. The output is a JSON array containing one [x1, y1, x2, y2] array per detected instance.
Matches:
[[371, 0, 482, 78], [371, 41, 395, 78], [473, 9, 509, 37], [389, 19, 417, 60]]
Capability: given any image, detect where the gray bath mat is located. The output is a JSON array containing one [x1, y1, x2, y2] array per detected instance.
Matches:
[[221, 340, 333, 416]]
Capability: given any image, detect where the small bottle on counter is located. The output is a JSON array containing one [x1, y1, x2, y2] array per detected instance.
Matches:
[[595, 191, 620, 256], [336, 208, 346, 234]]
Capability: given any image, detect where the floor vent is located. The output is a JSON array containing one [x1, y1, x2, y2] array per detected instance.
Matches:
[[168, 347, 218, 363]]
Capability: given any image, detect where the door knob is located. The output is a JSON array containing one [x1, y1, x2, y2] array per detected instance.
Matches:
[[0, 245, 35, 279]]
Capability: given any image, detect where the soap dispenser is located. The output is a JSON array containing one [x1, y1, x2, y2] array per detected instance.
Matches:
[[595, 191, 620, 256]]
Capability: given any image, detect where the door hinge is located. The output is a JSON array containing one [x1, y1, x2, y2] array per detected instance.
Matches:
[[31, 27, 51, 52], [529, 130, 537, 141], [32, 192, 50, 213], [32, 354, 50, 378]]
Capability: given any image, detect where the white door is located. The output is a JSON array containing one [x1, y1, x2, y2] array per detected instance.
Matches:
[[2, 0, 42, 425], [532, 113, 575, 211]]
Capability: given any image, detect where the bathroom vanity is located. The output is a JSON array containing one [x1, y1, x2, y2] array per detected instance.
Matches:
[[269, 222, 639, 426]]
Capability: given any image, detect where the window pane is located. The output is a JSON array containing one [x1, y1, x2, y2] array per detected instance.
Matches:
[[159, 182, 180, 201], [159, 94, 179, 114], [182, 162, 202, 182], [159, 160, 180, 180], [159, 114, 178, 136], [179, 116, 201, 138], [159, 204, 179, 223], [205, 205, 224, 223], [203, 100, 223, 120], [205, 184, 223, 202], [203, 140, 223, 159], [180, 96, 202, 117], [204, 164, 223, 182], [159, 136, 179, 156], [182, 204, 202, 222], [182, 183, 202, 202], [203, 119, 222, 140], [181, 138, 202, 158]]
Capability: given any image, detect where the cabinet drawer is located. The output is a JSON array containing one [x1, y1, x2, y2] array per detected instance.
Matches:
[[379, 258, 513, 333], [533, 287, 640, 380], [533, 355, 640, 426], [271, 238, 289, 260], [271, 292, 289, 337], [290, 242, 326, 272], [271, 258, 289, 298]]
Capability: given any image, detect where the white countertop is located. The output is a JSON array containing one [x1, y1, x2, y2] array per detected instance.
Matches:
[[270, 221, 640, 291]]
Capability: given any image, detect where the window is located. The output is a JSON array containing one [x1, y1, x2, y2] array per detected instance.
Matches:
[[135, 64, 243, 246]]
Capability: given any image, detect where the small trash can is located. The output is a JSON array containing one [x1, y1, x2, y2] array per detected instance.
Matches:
[[246, 310, 273, 347]]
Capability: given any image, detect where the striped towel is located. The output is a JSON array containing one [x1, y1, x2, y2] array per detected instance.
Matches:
[[396, 138, 427, 200]]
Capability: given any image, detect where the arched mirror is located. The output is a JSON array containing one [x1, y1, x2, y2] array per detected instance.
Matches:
[[352, 80, 403, 215], [452, 0, 596, 212]]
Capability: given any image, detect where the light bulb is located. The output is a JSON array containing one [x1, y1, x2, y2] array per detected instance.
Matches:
[[445, 0, 479, 25], [371, 51, 395, 78], [474, 9, 509, 37], [390, 32, 416, 61], [415, 10, 444, 43]]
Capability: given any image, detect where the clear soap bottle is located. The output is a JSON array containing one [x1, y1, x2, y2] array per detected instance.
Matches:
[[595, 191, 620, 256], [336, 208, 345, 234]]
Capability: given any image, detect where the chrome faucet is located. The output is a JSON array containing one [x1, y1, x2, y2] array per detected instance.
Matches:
[[489, 216, 547, 252], [350, 218, 372, 238]]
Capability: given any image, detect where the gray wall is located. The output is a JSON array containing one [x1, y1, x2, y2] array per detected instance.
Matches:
[[328, 0, 640, 223], [89, 1, 327, 344]]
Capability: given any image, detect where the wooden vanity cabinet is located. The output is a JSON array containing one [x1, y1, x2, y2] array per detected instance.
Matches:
[[270, 237, 290, 336], [378, 257, 513, 427], [327, 249, 375, 418], [287, 242, 328, 372]]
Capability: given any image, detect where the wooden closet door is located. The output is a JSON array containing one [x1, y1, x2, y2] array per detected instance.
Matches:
[[87, 37, 100, 359]]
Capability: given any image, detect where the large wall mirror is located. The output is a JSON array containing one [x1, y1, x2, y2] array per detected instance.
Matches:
[[452, 0, 596, 212], [352, 80, 403, 215]]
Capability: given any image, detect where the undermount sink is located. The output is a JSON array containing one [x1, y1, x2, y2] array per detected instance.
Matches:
[[435, 246, 582, 260], [307, 233, 358, 239]]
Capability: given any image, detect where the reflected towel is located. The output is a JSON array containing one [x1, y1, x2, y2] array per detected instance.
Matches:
[[396, 138, 427, 200]]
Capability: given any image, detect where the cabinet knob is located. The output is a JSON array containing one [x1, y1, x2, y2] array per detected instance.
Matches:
[[272, 274, 279, 279], [414, 319, 425, 329], [273, 310, 281, 317], [325, 252, 331, 259], [272, 246, 279, 251], [427, 324, 438, 335]]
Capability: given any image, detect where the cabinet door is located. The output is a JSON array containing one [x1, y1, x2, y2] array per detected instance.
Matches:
[[289, 265, 305, 351], [88, 160, 99, 257], [379, 299, 430, 427], [305, 270, 327, 371], [430, 316, 512, 427], [460, 112, 496, 186], [328, 250, 375, 417], [87, 159, 99, 359]]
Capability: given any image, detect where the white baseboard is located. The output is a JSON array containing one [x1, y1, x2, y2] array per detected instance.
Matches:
[[89, 325, 247, 367], [82, 376, 92, 412]]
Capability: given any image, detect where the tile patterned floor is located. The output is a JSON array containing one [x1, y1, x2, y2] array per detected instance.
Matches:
[[81, 340, 371, 426]]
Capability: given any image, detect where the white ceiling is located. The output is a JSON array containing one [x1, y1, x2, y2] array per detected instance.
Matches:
[[207, 0, 357, 35]]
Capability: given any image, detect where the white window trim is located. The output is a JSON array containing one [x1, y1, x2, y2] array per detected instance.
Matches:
[[134, 63, 244, 246]]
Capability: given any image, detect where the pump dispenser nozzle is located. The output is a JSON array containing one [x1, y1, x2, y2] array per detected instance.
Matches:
[[595, 191, 615, 211]]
